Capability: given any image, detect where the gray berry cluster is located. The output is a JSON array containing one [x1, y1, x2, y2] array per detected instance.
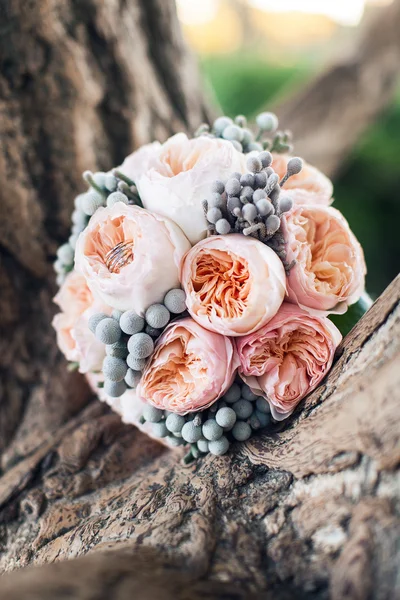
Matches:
[[140, 379, 272, 462], [54, 169, 142, 285], [202, 152, 302, 270], [90, 288, 187, 398], [194, 112, 293, 154], [80, 169, 142, 217], [54, 189, 91, 285]]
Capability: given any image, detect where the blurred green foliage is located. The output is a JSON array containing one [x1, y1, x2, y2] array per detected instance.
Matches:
[[202, 53, 310, 117], [333, 101, 400, 297], [201, 53, 400, 297]]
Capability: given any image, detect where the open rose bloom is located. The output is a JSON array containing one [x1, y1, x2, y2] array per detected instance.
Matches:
[[53, 115, 368, 457], [138, 318, 238, 414], [181, 234, 286, 336], [237, 303, 342, 420], [282, 204, 366, 314], [120, 133, 246, 244], [52, 271, 109, 373], [75, 202, 190, 314]]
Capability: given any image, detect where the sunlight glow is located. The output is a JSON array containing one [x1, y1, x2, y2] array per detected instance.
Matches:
[[249, 0, 365, 26], [177, 0, 219, 26], [177, 0, 393, 28]]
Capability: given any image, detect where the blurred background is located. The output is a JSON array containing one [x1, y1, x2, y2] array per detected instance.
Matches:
[[177, 0, 400, 297]]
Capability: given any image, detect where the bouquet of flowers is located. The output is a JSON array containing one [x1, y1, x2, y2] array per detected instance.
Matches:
[[53, 112, 367, 461]]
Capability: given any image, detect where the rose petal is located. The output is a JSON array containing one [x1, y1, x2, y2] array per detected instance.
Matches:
[[236, 303, 342, 420], [181, 234, 286, 336]]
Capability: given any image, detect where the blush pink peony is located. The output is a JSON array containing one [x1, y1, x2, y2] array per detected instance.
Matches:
[[74, 202, 191, 314], [281, 204, 366, 313], [52, 271, 109, 373], [180, 234, 286, 336], [120, 133, 247, 244], [236, 303, 342, 421], [137, 317, 239, 414], [272, 153, 333, 206]]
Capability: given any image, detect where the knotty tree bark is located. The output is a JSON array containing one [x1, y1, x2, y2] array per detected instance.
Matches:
[[1, 277, 399, 599], [0, 1, 399, 599]]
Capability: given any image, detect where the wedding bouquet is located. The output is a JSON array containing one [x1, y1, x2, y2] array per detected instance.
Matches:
[[53, 112, 367, 461]]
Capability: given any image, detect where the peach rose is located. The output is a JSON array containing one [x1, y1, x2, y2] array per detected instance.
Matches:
[[53, 312, 80, 363], [272, 153, 333, 206], [53, 269, 93, 316], [52, 271, 108, 373], [137, 317, 239, 414], [74, 202, 190, 314], [180, 234, 286, 336], [281, 204, 366, 313], [236, 303, 342, 420], [120, 133, 247, 244]]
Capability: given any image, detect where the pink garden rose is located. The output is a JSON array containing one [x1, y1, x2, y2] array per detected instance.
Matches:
[[74, 202, 190, 314], [52, 271, 108, 373], [281, 204, 366, 313], [181, 234, 286, 336], [137, 317, 239, 414], [120, 133, 247, 244], [236, 303, 342, 421], [272, 153, 333, 206]]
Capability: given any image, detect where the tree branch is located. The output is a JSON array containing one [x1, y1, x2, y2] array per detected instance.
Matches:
[[275, 0, 400, 176], [1, 277, 399, 598]]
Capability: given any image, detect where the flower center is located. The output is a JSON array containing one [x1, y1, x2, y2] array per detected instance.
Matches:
[[141, 334, 208, 411], [248, 326, 329, 377], [192, 249, 250, 320], [105, 240, 134, 273]]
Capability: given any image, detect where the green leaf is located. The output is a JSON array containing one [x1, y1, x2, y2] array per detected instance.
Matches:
[[67, 361, 80, 372], [329, 293, 373, 337]]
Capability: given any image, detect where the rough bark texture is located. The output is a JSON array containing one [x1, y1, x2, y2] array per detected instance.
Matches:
[[275, 0, 400, 177], [1, 277, 399, 599], [0, 1, 399, 598]]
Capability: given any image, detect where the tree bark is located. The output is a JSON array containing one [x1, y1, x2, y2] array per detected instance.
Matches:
[[0, 276, 399, 598], [275, 0, 400, 177], [0, 1, 399, 599]]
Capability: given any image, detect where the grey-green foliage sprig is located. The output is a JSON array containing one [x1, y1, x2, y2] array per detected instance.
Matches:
[[89, 289, 187, 399], [194, 111, 292, 154], [54, 169, 142, 286], [140, 378, 273, 463], [202, 151, 303, 271]]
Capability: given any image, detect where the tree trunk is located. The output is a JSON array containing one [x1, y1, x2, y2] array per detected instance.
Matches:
[[0, 2, 399, 599]]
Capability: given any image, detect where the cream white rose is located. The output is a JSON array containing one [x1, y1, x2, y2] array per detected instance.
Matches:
[[120, 133, 247, 244], [74, 203, 191, 314]]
